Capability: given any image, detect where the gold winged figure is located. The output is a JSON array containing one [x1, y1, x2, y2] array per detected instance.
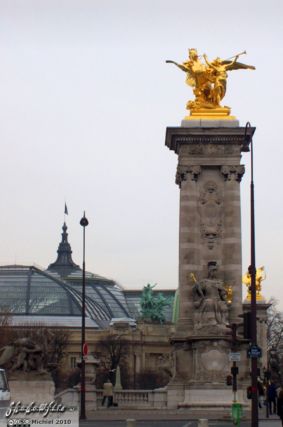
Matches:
[[166, 48, 255, 119], [242, 266, 266, 302]]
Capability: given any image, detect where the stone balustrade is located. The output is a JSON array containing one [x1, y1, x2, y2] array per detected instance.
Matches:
[[56, 387, 168, 410], [94, 388, 167, 409]]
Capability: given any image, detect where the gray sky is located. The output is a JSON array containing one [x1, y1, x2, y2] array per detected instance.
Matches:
[[0, 0, 282, 307]]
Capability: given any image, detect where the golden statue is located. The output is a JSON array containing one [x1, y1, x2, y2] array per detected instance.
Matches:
[[166, 48, 255, 119], [242, 266, 266, 302]]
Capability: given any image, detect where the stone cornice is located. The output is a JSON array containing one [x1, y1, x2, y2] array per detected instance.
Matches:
[[165, 126, 256, 154]]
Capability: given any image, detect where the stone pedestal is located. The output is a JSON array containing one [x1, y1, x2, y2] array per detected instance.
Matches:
[[114, 365, 123, 390], [165, 121, 255, 413], [84, 355, 100, 411], [9, 378, 55, 403], [85, 354, 99, 384]]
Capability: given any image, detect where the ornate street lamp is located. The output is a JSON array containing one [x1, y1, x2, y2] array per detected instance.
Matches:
[[80, 212, 89, 420], [245, 122, 258, 426]]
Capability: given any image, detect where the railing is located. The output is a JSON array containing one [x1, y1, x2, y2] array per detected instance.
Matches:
[[95, 388, 167, 409], [114, 390, 150, 407], [56, 387, 168, 410]]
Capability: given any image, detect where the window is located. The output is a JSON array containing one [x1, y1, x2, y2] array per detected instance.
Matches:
[[70, 356, 77, 369]]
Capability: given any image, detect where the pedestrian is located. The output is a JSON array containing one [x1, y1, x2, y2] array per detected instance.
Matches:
[[258, 380, 265, 408], [277, 388, 283, 425], [268, 381, 277, 414], [101, 378, 113, 408]]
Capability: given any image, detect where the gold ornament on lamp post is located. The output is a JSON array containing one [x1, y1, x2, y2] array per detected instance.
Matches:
[[243, 266, 266, 302]]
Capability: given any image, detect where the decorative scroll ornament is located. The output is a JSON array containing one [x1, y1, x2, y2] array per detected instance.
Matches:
[[221, 165, 245, 182], [176, 165, 201, 186]]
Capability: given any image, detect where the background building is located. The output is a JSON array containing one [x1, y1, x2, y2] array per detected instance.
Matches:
[[0, 222, 176, 389]]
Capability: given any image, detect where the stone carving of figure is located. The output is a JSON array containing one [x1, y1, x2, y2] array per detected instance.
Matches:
[[192, 262, 228, 331], [199, 181, 223, 250], [0, 337, 45, 373], [11, 338, 45, 372]]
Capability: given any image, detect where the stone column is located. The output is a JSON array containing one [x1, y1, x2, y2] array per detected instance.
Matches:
[[165, 124, 255, 335]]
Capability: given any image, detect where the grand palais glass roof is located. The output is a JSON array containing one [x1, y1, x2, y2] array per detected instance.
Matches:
[[0, 222, 175, 327]]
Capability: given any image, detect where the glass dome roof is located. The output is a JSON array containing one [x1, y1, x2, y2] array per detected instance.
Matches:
[[0, 265, 81, 316], [45, 222, 131, 321], [64, 270, 130, 319], [0, 265, 131, 323], [0, 223, 134, 326]]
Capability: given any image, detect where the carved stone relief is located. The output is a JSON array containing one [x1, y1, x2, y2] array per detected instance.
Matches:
[[223, 145, 241, 155], [180, 144, 241, 156], [192, 341, 230, 382], [199, 181, 223, 250], [181, 145, 204, 155], [206, 144, 222, 155]]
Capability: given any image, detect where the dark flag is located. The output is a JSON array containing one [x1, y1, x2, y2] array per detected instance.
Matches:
[[64, 203, 68, 215]]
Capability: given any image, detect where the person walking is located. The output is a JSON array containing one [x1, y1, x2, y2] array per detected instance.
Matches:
[[101, 378, 113, 408], [268, 381, 277, 414], [277, 388, 283, 425], [258, 380, 265, 409]]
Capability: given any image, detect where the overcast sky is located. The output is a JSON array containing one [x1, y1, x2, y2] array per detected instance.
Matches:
[[0, 0, 282, 307]]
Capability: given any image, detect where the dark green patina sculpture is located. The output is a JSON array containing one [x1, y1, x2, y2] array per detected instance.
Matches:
[[140, 284, 172, 324]]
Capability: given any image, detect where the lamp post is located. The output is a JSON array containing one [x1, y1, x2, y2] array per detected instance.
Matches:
[[80, 212, 89, 420], [245, 122, 258, 426]]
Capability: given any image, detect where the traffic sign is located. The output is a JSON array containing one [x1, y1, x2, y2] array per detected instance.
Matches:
[[247, 345, 262, 359], [83, 343, 88, 356], [229, 352, 241, 362]]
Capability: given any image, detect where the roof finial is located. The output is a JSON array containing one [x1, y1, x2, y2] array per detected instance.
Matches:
[[47, 222, 80, 277]]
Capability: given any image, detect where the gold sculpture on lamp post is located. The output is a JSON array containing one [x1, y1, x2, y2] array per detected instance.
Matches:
[[166, 49, 255, 120], [243, 266, 266, 302]]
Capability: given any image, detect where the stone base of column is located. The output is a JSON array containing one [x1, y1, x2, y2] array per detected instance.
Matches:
[[9, 377, 55, 403], [167, 332, 251, 413]]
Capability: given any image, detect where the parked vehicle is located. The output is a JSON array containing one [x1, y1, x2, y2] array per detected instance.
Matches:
[[0, 368, 10, 415]]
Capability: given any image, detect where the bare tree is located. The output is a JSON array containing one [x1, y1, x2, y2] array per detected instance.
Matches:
[[267, 299, 283, 350], [96, 333, 128, 385], [267, 298, 283, 382], [0, 308, 14, 348]]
